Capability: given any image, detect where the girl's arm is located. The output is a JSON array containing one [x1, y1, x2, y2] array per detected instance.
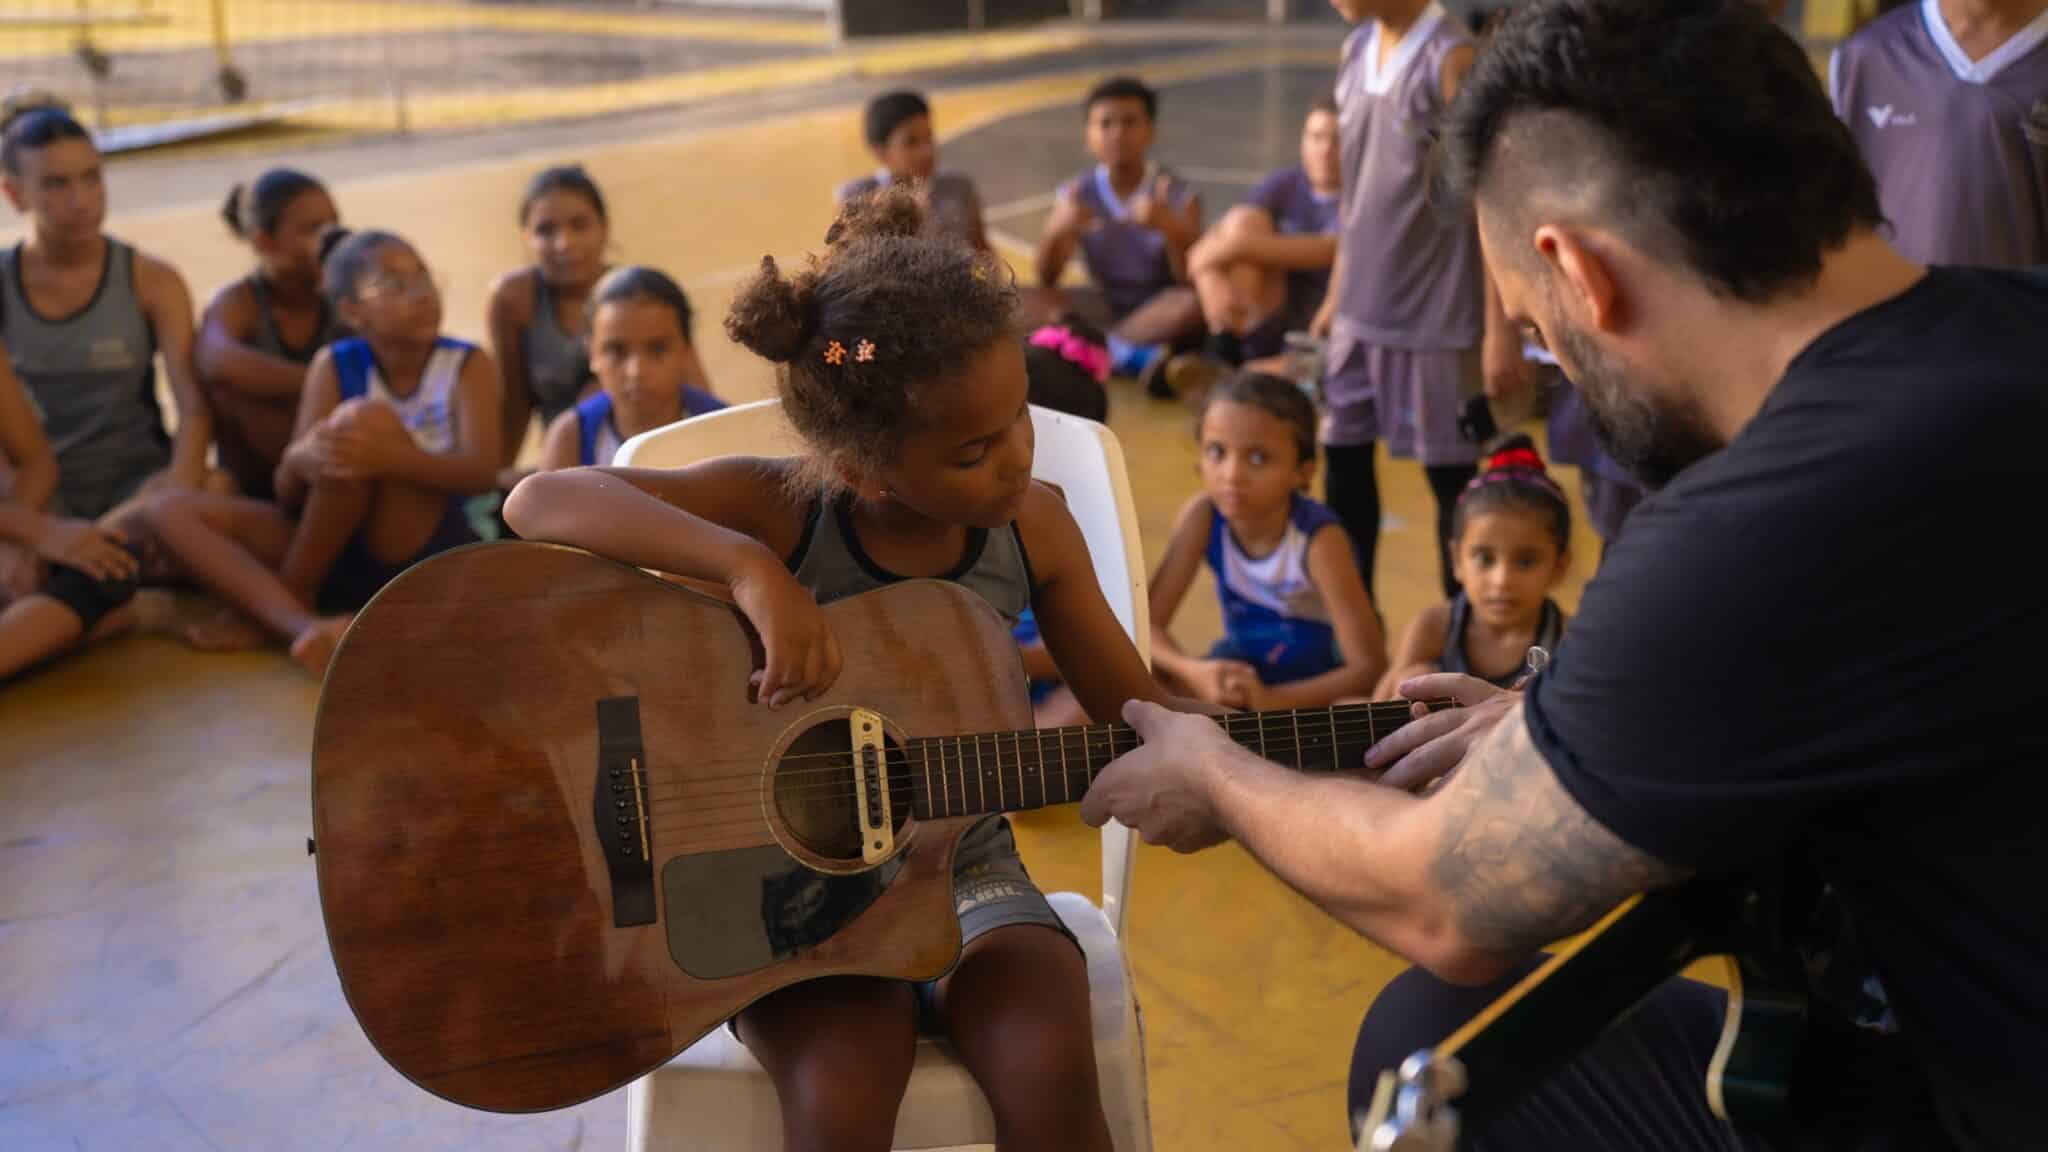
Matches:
[[1242, 524, 1388, 709], [486, 272, 536, 470], [534, 407, 583, 472], [1019, 481, 1169, 721], [134, 251, 212, 490], [195, 281, 310, 400], [1146, 493, 1217, 687], [363, 349, 502, 495], [504, 457, 835, 707], [1376, 601, 1452, 698], [274, 350, 343, 508]]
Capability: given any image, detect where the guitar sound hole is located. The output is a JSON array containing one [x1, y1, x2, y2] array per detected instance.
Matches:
[[774, 719, 911, 863]]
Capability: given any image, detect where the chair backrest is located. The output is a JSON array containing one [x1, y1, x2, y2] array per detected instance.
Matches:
[[615, 399, 1146, 935]]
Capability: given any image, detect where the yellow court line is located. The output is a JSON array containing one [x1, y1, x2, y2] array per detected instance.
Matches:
[[0, 0, 830, 61]]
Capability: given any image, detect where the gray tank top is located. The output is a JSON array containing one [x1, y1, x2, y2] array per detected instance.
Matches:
[[1330, 6, 1484, 354], [786, 493, 1033, 628], [245, 273, 341, 364], [0, 239, 168, 518], [523, 272, 590, 426]]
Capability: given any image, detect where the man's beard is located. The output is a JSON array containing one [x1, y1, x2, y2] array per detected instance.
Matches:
[[1552, 321, 1721, 490]]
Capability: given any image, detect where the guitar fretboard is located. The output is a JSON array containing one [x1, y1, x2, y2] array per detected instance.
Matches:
[[902, 701, 1432, 820]]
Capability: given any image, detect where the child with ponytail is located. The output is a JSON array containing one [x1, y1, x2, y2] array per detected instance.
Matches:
[[1377, 433, 1570, 694]]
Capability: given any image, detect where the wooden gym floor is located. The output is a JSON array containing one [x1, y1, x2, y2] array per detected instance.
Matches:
[[0, 42, 1607, 1151]]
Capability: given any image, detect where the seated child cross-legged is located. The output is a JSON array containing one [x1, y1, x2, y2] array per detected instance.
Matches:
[[144, 228, 499, 675], [505, 188, 1204, 1152], [1377, 434, 1570, 696], [1148, 371, 1388, 711], [835, 89, 989, 253], [534, 266, 724, 471]]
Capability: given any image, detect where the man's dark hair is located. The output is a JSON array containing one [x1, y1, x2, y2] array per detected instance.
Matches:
[[864, 89, 931, 149], [1085, 76, 1158, 121], [1445, 0, 1882, 302]]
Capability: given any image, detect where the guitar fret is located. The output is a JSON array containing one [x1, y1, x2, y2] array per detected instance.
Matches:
[[921, 740, 934, 819], [1058, 726, 1072, 803], [1327, 708, 1339, 774], [1290, 708, 1303, 771], [1016, 730, 1035, 810]]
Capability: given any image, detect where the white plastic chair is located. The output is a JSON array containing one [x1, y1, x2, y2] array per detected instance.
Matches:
[[614, 398, 1152, 1152]]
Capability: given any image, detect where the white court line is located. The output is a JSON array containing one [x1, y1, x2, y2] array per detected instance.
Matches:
[[1177, 165, 1270, 185], [984, 190, 1058, 222]]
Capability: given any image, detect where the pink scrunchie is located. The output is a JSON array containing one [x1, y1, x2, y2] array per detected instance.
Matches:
[[1028, 325, 1110, 383]]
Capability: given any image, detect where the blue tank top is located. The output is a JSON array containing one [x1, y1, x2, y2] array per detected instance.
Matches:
[[573, 387, 726, 467], [1203, 493, 1344, 685]]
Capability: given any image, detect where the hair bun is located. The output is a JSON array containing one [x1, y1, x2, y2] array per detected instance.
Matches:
[[724, 255, 813, 364], [1479, 432, 1548, 475], [824, 184, 925, 248]]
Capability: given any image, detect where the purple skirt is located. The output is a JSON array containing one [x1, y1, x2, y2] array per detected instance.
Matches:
[[1320, 340, 1481, 465]]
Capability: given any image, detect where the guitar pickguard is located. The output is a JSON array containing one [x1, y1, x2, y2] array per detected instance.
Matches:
[[660, 848, 902, 980]]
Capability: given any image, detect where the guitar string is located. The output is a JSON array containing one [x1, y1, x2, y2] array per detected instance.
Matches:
[[626, 705, 1431, 796], [633, 722, 1420, 818], [634, 717, 1427, 806]]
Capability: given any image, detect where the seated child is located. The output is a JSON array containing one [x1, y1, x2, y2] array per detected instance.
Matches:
[[1032, 75, 1205, 393], [535, 267, 724, 471], [1377, 434, 1570, 695], [1181, 97, 1341, 377], [835, 89, 989, 253], [1149, 370, 1386, 710], [198, 168, 345, 500], [1, 344, 141, 642], [143, 228, 500, 676]]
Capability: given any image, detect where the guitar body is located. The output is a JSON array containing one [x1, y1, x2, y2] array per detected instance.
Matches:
[[311, 541, 1029, 1113]]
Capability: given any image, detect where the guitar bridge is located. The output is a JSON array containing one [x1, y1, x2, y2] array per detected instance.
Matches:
[[594, 697, 655, 927], [849, 708, 894, 865]]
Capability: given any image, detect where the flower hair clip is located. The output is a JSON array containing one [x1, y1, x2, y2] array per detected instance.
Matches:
[[823, 340, 847, 366], [856, 339, 876, 363]]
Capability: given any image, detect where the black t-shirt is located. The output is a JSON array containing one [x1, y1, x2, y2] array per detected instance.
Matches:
[[1525, 267, 2048, 1149]]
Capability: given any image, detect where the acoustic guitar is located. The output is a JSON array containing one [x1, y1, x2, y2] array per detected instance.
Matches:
[[311, 540, 1447, 1113], [1357, 872, 1825, 1150]]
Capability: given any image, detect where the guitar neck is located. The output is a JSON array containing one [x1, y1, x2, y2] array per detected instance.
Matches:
[[900, 700, 1432, 821]]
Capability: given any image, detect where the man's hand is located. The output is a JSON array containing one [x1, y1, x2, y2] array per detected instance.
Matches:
[[1364, 673, 1517, 791], [1079, 699, 1235, 853]]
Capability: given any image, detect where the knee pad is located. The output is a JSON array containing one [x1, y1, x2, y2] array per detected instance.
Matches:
[[42, 553, 139, 631]]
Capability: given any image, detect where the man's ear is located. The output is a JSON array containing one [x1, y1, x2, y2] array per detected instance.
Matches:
[[1534, 224, 1624, 335]]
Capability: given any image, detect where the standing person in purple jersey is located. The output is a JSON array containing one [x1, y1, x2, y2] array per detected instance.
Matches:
[[1832, 0, 2048, 267], [1311, 0, 1532, 605]]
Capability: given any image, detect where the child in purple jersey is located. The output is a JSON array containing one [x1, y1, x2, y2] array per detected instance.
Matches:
[[1033, 76, 1206, 394], [1184, 97, 1343, 375], [835, 89, 990, 254], [1831, 0, 2048, 268], [1311, 0, 1529, 606]]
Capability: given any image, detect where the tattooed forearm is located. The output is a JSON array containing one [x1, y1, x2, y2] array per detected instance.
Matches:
[[1427, 702, 1687, 959]]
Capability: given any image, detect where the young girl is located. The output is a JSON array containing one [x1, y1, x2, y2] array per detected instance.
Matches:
[[0, 97, 210, 680], [1148, 371, 1385, 711], [198, 168, 344, 500], [144, 229, 499, 675], [534, 266, 723, 471], [486, 165, 609, 476], [506, 189, 1175, 1152], [1376, 434, 1569, 694]]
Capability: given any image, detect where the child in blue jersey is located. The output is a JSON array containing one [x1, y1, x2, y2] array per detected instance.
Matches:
[[144, 228, 499, 675], [1377, 434, 1569, 694], [535, 267, 723, 470], [1149, 371, 1386, 710]]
